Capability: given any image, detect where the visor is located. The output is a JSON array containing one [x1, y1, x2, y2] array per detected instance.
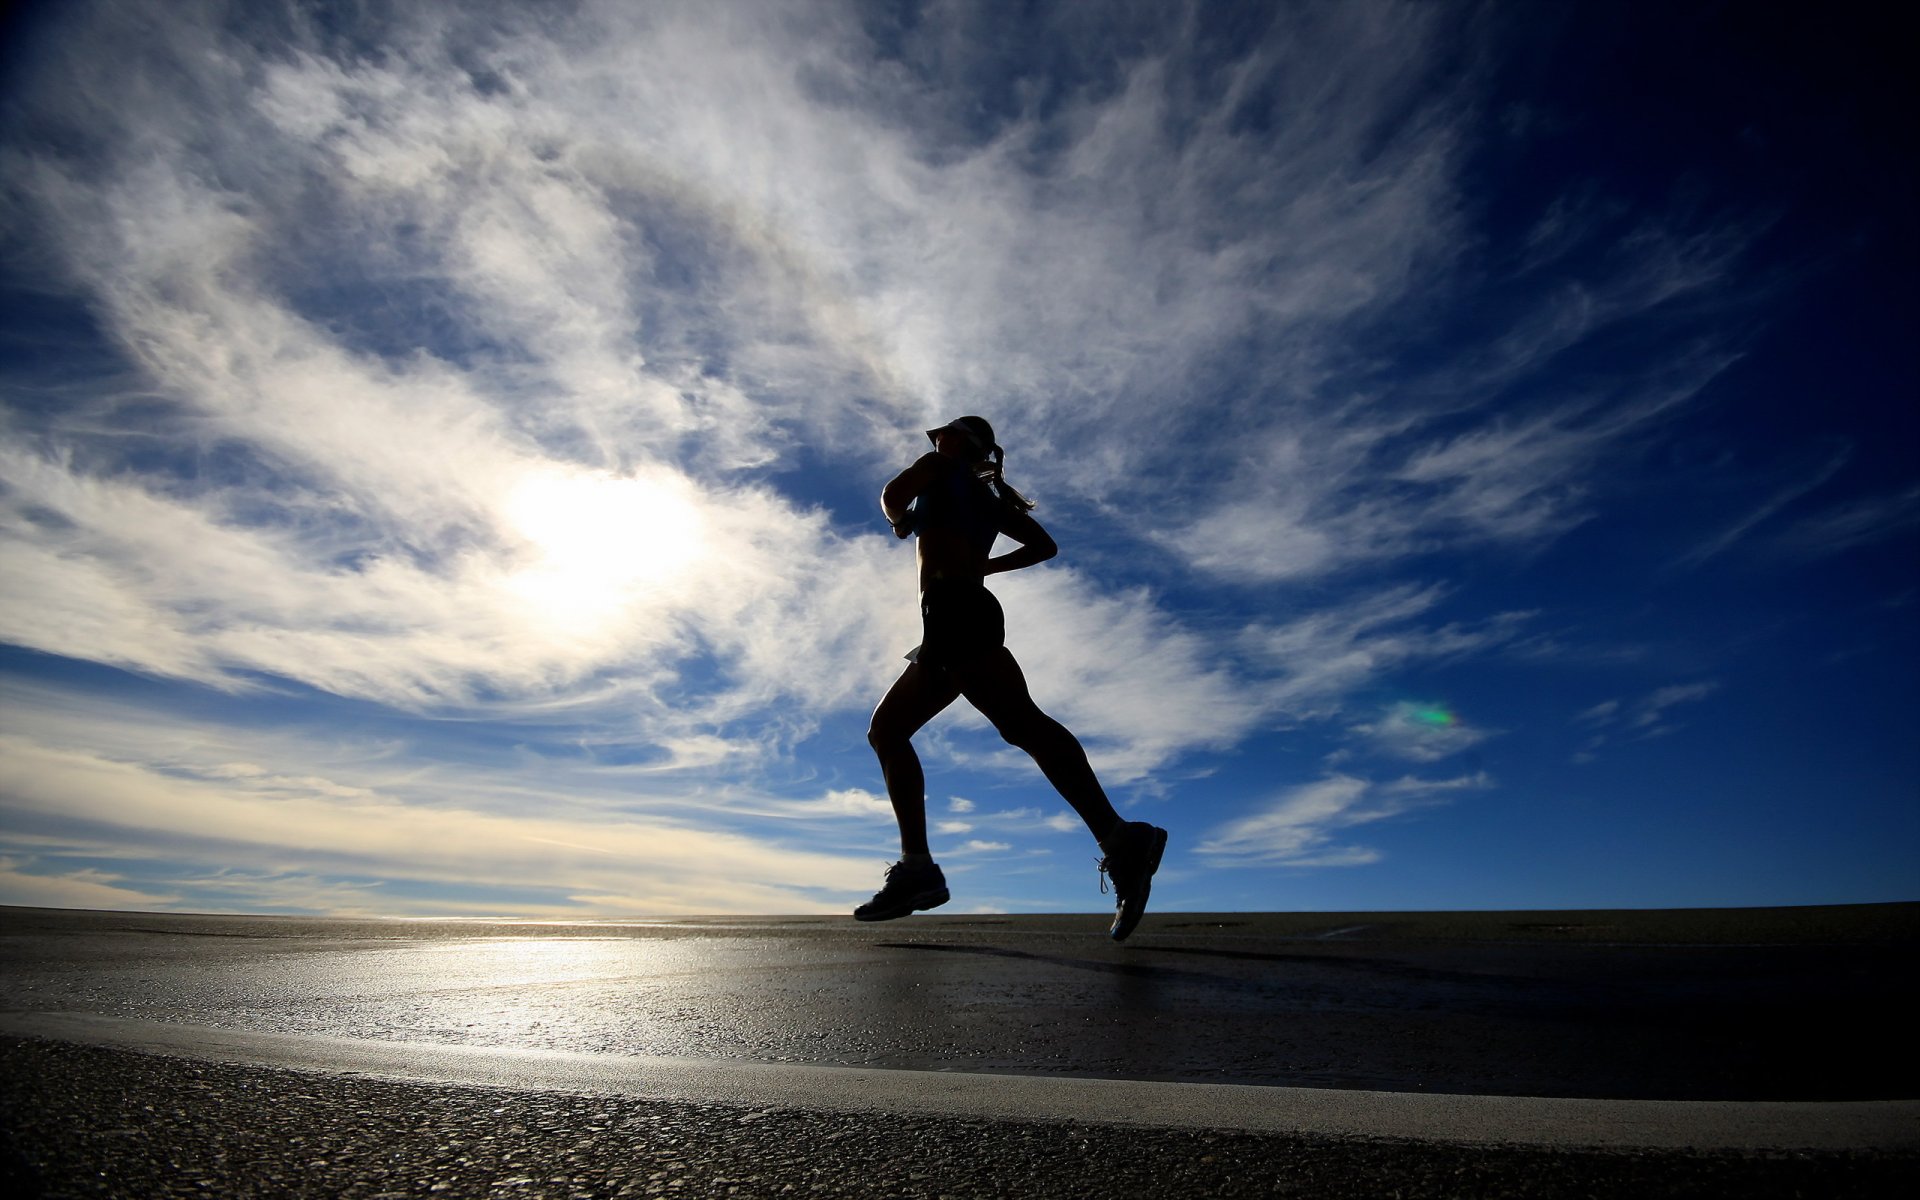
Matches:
[[925, 420, 988, 455]]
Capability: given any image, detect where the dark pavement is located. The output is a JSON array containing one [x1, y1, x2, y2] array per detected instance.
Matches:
[[1, 904, 1913, 1100], [1, 903, 1914, 1197], [5, 1036, 1913, 1200]]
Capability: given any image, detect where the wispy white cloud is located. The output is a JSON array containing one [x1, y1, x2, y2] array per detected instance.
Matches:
[[989, 567, 1262, 781], [1241, 585, 1532, 719], [1350, 701, 1494, 763], [1573, 680, 1720, 762], [1573, 699, 1621, 726], [1629, 683, 1721, 732], [0, 728, 868, 915], [0, 857, 180, 911], [1380, 771, 1494, 797], [0, 679, 883, 915], [1160, 302, 1741, 585], [1676, 445, 1851, 568], [1196, 770, 1487, 868], [773, 788, 895, 822], [1774, 485, 1920, 560], [956, 840, 1012, 854]]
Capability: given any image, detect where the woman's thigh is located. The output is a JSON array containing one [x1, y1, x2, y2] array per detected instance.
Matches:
[[870, 663, 962, 743], [951, 648, 1051, 736]]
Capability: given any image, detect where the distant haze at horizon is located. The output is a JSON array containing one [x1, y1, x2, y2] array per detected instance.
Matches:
[[0, 1, 1913, 920]]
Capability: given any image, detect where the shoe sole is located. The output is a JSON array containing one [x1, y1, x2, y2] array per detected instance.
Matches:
[[1109, 826, 1168, 942], [853, 886, 951, 922]]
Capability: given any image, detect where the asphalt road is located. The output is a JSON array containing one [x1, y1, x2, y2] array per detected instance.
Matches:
[[1, 903, 1914, 1197]]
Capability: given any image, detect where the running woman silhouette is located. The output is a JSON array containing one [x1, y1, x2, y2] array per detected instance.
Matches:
[[858, 415, 1168, 940]]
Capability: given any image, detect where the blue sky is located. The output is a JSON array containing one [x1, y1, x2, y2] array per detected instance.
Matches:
[[0, 0, 1913, 918]]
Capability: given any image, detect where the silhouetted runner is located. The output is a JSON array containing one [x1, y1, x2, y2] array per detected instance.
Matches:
[[859, 416, 1168, 941]]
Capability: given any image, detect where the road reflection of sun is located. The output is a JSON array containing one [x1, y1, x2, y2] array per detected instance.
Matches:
[[422, 938, 637, 1043]]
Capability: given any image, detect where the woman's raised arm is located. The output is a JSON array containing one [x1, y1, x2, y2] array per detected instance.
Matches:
[[984, 509, 1057, 575]]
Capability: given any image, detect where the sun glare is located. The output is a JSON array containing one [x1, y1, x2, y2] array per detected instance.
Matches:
[[500, 467, 710, 630]]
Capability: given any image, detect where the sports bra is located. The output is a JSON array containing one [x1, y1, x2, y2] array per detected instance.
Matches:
[[911, 459, 1001, 558]]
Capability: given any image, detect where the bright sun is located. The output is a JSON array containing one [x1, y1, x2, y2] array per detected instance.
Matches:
[[499, 466, 709, 630]]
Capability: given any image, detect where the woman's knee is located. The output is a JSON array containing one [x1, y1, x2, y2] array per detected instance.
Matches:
[[993, 709, 1068, 754], [868, 719, 910, 756]]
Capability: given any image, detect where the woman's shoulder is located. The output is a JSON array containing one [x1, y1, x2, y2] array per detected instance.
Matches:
[[908, 451, 969, 481]]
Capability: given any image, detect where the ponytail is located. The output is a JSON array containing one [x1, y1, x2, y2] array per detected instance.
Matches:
[[977, 444, 1036, 513], [931, 415, 1035, 513]]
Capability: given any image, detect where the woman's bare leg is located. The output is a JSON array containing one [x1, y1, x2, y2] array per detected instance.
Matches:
[[951, 648, 1123, 841], [867, 663, 962, 856]]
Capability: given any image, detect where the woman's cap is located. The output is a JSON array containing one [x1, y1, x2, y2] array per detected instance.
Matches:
[[924, 415, 996, 454]]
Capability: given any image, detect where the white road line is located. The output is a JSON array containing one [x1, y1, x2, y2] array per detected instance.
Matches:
[[4, 1011, 1913, 1153]]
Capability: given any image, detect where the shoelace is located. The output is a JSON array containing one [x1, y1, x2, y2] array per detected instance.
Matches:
[[879, 860, 932, 891]]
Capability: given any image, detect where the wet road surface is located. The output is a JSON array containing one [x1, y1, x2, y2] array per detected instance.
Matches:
[[2, 904, 1914, 1197], [1, 904, 1913, 1101]]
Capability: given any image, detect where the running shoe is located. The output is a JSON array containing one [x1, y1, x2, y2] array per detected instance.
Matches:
[[1098, 822, 1168, 942], [853, 859, 950, 922]]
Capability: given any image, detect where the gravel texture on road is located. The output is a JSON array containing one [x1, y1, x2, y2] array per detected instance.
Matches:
[[3, 1037, 1910, 1200]]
